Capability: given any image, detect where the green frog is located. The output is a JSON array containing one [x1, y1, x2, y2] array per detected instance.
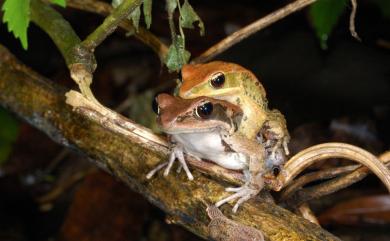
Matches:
[[148, 93, 266, 212], [178, 61, 290, 169]]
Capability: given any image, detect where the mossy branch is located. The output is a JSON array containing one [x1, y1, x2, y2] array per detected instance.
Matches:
[[0, 44, 339, 241]]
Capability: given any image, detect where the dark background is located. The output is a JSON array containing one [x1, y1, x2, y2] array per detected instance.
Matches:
[[0, 0, 389, 240]]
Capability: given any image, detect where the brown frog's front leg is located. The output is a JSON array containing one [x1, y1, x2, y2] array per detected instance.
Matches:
[[146, 141, 194, 181]]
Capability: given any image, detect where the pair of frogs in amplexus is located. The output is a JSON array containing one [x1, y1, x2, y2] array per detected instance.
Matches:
[[147, 61, 290, 213]]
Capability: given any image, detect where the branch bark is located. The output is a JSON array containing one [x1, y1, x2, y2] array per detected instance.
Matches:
[[0, 45, 339, 241]]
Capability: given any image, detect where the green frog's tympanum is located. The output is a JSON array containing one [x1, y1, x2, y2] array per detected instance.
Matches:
[[150, 93, 266, 212], [178, 61, 290, 169]]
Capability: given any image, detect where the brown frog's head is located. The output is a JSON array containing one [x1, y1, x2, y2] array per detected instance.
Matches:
[[154, 93, 243, 134]]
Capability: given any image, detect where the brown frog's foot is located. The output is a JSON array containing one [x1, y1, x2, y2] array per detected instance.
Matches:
[[146, 145, 194, 180], [164, 145, 194, 180], [215, 184, 260, 213], [146, 162, 168, 179]]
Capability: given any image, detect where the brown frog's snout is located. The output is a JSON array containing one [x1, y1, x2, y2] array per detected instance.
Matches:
[[155, 93, 176, 111]]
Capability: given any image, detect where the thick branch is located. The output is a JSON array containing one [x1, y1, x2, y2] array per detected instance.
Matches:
[[192, 0, 317, 64], [0, 45, 339, 241]]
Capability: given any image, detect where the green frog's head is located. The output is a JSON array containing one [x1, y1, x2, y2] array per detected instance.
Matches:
[[178, 61, 266, 102]]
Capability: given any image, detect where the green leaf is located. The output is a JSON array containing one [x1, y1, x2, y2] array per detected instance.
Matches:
[[112, 0, 143, 31], [309, 0, 348, 49], [2, 0, 31, 50], [373, 0, 390, 19], [130, 5, 141, 32], [0, 108, 19, 165], [180, 0, 204, 36], [51, 0, 66, 7], [143, 0, 152, 29], [166, 0, 177, 15], [165, 34, 191, 72]]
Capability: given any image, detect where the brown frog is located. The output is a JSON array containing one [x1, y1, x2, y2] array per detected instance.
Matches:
[[148, 94, 266, 212]]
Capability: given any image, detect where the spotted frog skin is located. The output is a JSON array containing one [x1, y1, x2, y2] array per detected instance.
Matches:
[[178, 61, 290, 168], [149, 93, 266, 212]]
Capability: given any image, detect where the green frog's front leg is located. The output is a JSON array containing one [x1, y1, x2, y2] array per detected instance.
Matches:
[[262, 109, 290, 156], [216, 133, 265, 213], [215, 159, 265, 213]]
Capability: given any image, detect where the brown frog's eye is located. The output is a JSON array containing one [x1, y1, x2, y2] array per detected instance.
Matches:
[[152, 97, 159, 115], [196, 102, 213, 119], [210, 72, 225, 88]]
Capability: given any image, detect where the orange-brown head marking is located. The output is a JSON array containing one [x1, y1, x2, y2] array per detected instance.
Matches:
[[179, 61, 266, 99]]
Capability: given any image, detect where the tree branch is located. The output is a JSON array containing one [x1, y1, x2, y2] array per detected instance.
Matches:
[[30, 0, 93, 69], [81, 0, 142, 50], [0, 45, 339, 241], [65, 0, 168, 62], [192, 0, 317, 64], [30, 0, 98, 103]]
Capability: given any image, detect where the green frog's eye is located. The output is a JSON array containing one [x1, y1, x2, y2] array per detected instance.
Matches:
[[196, 102, 213, 119], [210, 72, 225, 88]]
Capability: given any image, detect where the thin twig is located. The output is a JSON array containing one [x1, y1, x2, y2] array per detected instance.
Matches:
[[66, 0, 168, 62], [296, 203, 319, 225], [81, 0, 142, 50], [69, 0, 142, 104], [282, 151, 390, 208], [277, 144, 390, 193], [279, 165, 360, 200], [191, 0, 317, 64], [349, 0, 361, 41], [30, 0, 88, 68]]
